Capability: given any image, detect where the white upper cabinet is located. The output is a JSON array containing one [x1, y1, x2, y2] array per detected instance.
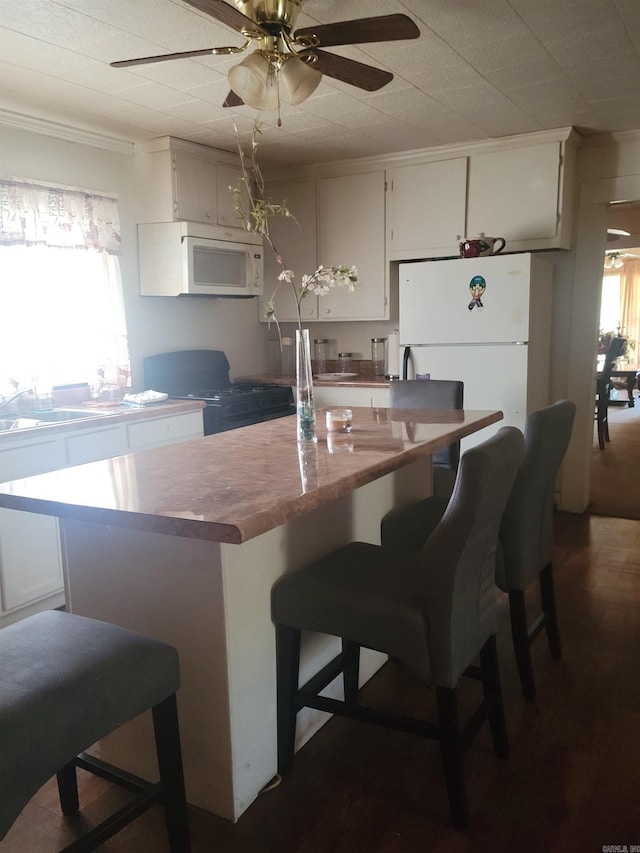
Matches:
[[385, 127, 577, 259], [387, 158, 467, 260], [466, 140, 572, 250], [216, 164, 246, 228], [173, 152, 218, 222], [260, 180, 319, 322], [260, 171, 388, 322], [317, 171, 387, 321], [134, 137, 247, 229]]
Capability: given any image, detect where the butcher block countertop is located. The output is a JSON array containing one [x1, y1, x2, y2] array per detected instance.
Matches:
[[0, 406, 502, 545]]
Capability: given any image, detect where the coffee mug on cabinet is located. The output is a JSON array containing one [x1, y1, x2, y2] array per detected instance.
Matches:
[[459, 234, 506, 258]]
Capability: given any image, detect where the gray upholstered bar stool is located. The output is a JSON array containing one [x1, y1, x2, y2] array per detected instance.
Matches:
[[0, 609, 191, 852], [381, 400, 576, 703], [390, 379, 464, 498], [272, 427, 524, 830]]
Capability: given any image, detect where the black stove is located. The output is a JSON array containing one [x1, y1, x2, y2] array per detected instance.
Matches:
[[143, 350, 295, 436]]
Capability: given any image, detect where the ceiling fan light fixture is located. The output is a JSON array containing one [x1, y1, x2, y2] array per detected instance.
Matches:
[[228, 51, 279, 110], [604, 252, 624, 269], [280, 54, 321, 105]]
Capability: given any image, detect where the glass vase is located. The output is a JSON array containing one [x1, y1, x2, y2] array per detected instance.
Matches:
[[296, 328, 316, 442]]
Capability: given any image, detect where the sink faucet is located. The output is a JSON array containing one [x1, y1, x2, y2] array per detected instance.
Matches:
[[0, 388, 34, 412]]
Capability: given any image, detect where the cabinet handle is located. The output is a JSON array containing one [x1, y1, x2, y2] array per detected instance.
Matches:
[[324, 308, 331, 314], [206, 211, 211, 218]]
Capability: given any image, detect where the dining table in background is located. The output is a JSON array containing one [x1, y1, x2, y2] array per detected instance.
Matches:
[[609, 364, 640, 408]]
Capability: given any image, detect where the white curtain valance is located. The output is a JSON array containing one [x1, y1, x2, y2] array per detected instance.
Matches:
[[0, 179, 121, 254]]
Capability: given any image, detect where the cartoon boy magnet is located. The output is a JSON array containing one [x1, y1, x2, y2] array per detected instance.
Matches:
[[468, 275, 486, 311]]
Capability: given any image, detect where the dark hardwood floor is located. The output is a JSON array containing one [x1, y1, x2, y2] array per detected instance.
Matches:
[[3, 512, 640, 852]]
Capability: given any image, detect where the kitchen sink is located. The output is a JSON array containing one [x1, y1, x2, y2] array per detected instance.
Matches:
[[31, 409, 108, 422], [0, 409, 109, 432]]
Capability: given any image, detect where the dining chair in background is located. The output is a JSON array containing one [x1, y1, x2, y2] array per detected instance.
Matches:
[[595, 335, 626, 449], [272, 427, 524, 829], [390, 378, 464, 498], [0, 610, 191, 852], [381, 400, 576, 703]]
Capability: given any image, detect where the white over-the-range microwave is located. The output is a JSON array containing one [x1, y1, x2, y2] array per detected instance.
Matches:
[[138, 221, 264, 297]]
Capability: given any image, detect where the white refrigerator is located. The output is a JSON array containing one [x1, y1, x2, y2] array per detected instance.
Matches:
[[399, 253, 552, 449]]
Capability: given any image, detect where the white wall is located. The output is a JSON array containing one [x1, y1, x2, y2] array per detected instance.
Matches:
[[0, 121, 269, 387]]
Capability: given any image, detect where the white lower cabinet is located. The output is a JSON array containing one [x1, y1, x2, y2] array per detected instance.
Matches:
[[0, 509, 63, 615], [126, 410, 203, 450], [314, 386, 390, 408], [0, 409, 203, 627]]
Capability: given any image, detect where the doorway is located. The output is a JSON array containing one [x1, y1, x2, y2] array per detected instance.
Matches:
[[589, 202, 640, 519]]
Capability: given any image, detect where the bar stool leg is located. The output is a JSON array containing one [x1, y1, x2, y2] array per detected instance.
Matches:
[[436, 686, 468, 831], [479, 635, 509, 758], [57, 761, 80, 815], [342, 640, 360, 706], [540, 563, 562, 660], [509, 591, 536, 703], [152, 695, 191, 853]]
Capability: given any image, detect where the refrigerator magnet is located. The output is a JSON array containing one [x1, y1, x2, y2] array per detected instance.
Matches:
[[468, 275, 486, 311]]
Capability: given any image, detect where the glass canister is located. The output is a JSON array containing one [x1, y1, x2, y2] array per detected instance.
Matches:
[[314, 339, 329, 375], [338, 352, 352, 374], [281, 336, 295, 376], [371, 337, 386, 376]]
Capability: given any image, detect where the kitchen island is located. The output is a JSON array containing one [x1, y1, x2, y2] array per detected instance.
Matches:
[[0, 405, 501, 821]]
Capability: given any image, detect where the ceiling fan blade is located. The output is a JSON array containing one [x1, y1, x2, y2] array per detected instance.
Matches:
[[302, 49, 393, 92], [294, 14, 419, 49], [183, 0, 268, 36], [110, 48, 218, 68], [223, 90, 245, 107]]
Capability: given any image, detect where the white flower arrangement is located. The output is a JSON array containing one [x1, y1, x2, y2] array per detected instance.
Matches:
[[233, 120, 358, 331]]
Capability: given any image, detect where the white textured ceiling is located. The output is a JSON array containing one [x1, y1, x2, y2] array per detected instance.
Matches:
[[1, 0, 640, 169]]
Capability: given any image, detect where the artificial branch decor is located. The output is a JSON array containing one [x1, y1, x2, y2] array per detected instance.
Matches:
[[232, 120, 358, 443], [232, 120, 358, 332]]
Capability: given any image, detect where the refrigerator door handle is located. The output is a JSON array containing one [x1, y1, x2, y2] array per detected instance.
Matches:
[[402, 346, 411, 380]]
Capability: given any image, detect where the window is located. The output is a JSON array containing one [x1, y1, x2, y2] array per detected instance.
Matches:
[[600, 272, 621, 333], [0, 179, 129, 400]]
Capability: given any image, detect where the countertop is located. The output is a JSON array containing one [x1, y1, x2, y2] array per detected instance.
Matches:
[[237, 373, 392, 389], [0, 399, 205, 444], [0, 406, 501, 545]]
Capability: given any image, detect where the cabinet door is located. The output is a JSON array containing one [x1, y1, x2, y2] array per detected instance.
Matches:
[[467, 142, 561, 243], [64, 425, 125, 467], [387, 158, 467, 260], [0, 507, 63, 613], [126, 411, 204, 450], [0, 436, 66, 480], [173, 153, 217, 222], [260, 180, 319, 323], [314, 386, 377, 408], [317, 171, 386, 320], [217, 164, 245, 228]]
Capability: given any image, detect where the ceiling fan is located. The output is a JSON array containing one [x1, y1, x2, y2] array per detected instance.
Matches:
[[110, 0, 420, 111], [604, 249, 640, 269]]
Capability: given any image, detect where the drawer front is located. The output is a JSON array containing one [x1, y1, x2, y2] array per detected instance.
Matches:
[[64, 426, 125, 466], [126, 411, 203, 450], [0, 438, 66, 480]]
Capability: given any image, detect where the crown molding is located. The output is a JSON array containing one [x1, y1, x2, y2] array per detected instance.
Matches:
[[265, 127, 580, 181], [580, 129, 640, 148], [0, 109, 134, 156]]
